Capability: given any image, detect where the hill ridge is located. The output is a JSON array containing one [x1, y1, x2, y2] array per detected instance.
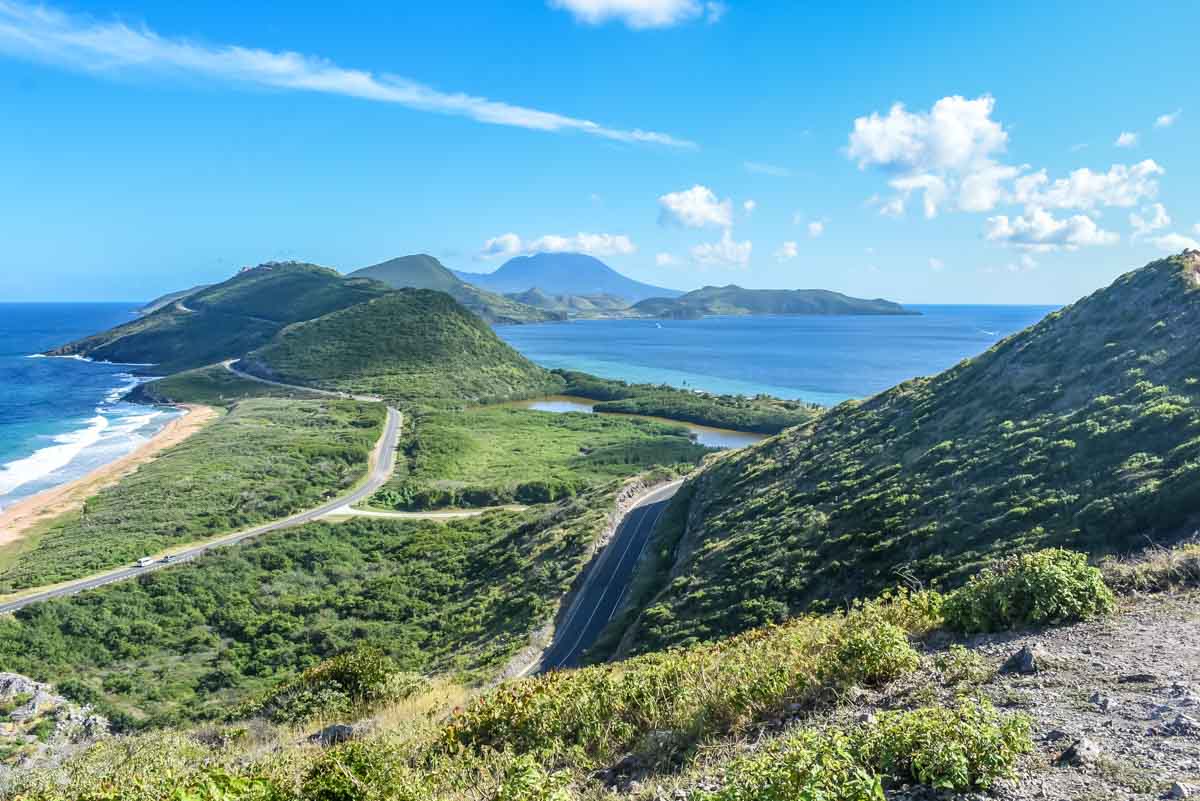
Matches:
[[624, 251, 1200, 652]]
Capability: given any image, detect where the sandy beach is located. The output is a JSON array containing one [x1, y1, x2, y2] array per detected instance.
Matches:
[[0, 404, 218, 547]]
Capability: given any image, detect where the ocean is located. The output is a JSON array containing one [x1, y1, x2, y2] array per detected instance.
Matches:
[[496, 305, 1058, 406], [0, 303, 180, 512], [0, 302, 1055, 513]]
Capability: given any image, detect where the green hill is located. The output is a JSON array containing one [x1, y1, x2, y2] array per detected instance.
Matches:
[[240, 288, 562, 407], [506, 287, 631, 315], [47, 263, 390, 373], [350, 254, 563, 324], [137, 283, 211, 315], [632, 285, 916, 319], [627, 252, 1200, 651]]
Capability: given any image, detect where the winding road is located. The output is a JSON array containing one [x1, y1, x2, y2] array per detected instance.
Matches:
[[0, 406, 402, 615], [539, 480, 681, 671], [223, 359, 383, 402]]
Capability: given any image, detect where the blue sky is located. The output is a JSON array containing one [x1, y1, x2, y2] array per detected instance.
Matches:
[[1, 0, 1197, 304]]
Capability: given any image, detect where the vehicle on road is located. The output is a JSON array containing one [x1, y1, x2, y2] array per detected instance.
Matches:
[[135, 556, 156, 568]]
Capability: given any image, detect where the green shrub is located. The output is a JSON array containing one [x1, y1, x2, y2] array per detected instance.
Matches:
[[821, 619, 920, 687], [696, 728, 885, 801], [249, 647, 428, 725], [933, 645, 990, 687], [943, 548, 1115, 633], [697, 701, 1030, 799], [855, 700, 1032, 791]]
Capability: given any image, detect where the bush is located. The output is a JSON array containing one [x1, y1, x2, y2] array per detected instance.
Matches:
[[943, 548, 1115, 633], [250, 647, 429, 725], [697, 701, 1031, 799], [821, 618, 920, 688], [855, 700, 1032, 791], [696, 728, 885, 801]]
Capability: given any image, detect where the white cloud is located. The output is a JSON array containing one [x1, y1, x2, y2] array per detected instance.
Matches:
[[745, 161, 792, 177], [1151, 233, 1200, 252], [848, 95, 1007, 172], [1155, 109, 1182, 128], [1130, 203, 1171, 238], [984, 207, 1119, 251], [0, 0, 694, 149], [807, 220, 825, 238], [549, 0, 722, 28], [478, 231, 636, 260], [479, 233, 523, 260], [847, 95, 1012, 217], [929, 257, 945, 272], [655, 252, 678, 266], [1114, 131, 1138, 148], [658, 185, 733, 228], [691, 229, 752, 267], [742, 199, 757, 215], [775, 241, 799, 261], [1013, 160, 1164, 210], [888, 173, 949, 218], [958, 164, 1020, 212]]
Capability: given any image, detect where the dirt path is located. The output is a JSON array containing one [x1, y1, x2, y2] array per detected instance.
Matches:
[[0, 404, 218, 547]]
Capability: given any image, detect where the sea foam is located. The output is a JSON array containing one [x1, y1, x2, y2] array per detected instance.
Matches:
[[0, 414, 110, 498]]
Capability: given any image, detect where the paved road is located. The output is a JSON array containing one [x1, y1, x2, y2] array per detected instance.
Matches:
[[322, 503, 527, 520], [0, 406, 402, 615], [224, 359, 382, 402], [539, 481, 681, 671]]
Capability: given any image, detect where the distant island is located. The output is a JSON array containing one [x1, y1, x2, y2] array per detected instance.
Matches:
[[349, 254, 562, 324], [630, 285, 918, 319], [454, 252, 682, 303]]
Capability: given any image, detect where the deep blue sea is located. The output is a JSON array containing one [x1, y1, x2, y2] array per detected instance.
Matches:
[[496, 305, 1058, 406], [0, 302, 1055, 512], [0, 304, 179, 512]]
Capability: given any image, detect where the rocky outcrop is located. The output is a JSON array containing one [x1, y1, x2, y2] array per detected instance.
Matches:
[[0, 672, 108, 770]]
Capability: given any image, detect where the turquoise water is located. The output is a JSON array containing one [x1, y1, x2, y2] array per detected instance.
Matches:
[[496, 305, 1057, 405], [0, 304, 179, 512]]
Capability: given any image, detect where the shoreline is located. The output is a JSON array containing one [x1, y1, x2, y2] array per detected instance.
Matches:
[[0, 403, 218, 548]]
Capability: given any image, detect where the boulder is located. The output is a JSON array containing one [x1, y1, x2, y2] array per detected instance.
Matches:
[[309, 723, 357, 747], [1001, 643, 1046, 675], [1057, 737, 1102, 766]]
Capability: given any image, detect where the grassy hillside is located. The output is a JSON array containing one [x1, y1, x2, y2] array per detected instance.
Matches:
[[137, 283, 210, 315], [242, 289, 561, 408], [128, 363, 330, 407], [350, 254, 562, 324], [628, 253, 1200, 651], [506, 287, 631, 315], [633, 284, 917, 319], [0, 399, 384, 591], [558, 370, 821, 433], [0, 487, 626, 728], [47, 263, 390, 373], [369, 406, 706, 510]]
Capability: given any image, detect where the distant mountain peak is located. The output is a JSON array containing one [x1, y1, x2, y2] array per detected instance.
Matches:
[[454, 251, 682, 303]]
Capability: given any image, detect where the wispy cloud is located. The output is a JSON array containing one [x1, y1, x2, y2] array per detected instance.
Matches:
[[1154, 109, 1182, 128], [550, 0, 726, 29], [0, 0, 695, 148], [744, 161, 792, 177]]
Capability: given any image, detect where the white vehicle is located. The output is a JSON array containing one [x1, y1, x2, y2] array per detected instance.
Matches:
[[136, 556, 156, 568]]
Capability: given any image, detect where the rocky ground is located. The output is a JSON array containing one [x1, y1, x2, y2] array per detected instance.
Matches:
[[973, 590, 1200, 801], [0, 672, 107, 775], [629, 589, 1200, 801]]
